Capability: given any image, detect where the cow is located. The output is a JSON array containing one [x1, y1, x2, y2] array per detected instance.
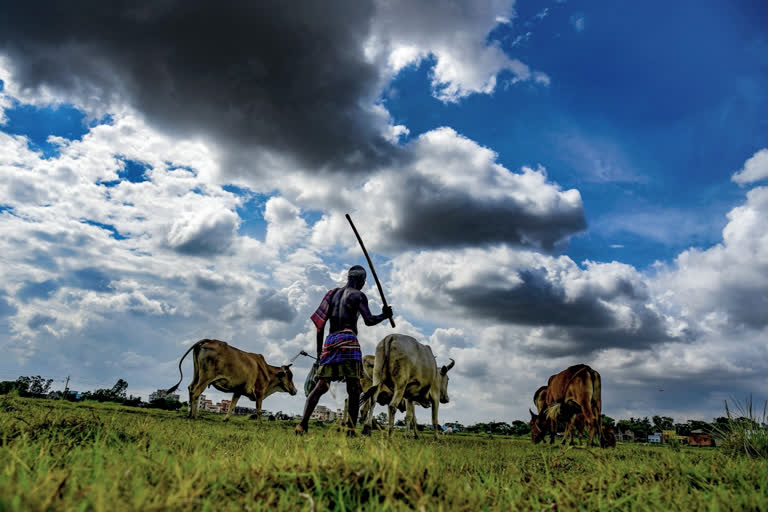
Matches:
[[166, 339, 297, 420], [357, 354, 416, 436], [361, 333, 455, 439], [528, 364, 602, 447], [534, 384, 589, 446]]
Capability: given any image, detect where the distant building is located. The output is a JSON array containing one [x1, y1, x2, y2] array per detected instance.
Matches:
[[688, 430, 715, 447], [616, 429, 635, 443], [648, 432, 662, 444], [311, 405, 338, 422], [220, 400, 231, 414], [149, 389, 180, 402]]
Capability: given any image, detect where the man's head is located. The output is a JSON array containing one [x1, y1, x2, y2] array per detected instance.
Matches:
[[347, 265, 366, 289]]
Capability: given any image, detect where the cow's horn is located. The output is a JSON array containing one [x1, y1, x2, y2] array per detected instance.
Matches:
[[445, 358, 455, 372]]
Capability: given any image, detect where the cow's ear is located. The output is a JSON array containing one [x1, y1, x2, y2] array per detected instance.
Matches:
[[285, 363, 293, 368], [440, 365, 447, 375], [529, 408, 536, 420]]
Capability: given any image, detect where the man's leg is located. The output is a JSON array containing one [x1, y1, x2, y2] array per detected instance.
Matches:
[[345, 378, 361, 432], [296, 377, 330, 434]]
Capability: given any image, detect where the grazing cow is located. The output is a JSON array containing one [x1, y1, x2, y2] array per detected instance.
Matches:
[[361, 334, 455, 439], [534, 385, 591, 446], [529, 364, 602, 447], [166, 339, 297, 420]]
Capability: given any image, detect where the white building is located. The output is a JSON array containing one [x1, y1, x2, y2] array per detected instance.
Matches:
[[149, 389, 180, 402], [648, 432, 662, 444]]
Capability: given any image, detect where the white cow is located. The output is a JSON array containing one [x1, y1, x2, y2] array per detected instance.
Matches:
[[361, 333, 455, 439]]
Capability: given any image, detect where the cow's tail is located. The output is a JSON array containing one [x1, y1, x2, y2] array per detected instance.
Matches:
[[166, 340, 206, 394], [545, 402, 561, 423], [360, 335, 394, 404]]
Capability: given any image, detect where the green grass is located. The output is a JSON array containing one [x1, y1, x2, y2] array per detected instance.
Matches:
[[1, 397, 766, 511]]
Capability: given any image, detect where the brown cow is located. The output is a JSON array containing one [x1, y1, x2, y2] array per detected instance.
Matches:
[[533, 384, 587, 445], [166, 339, 297, 420], [529, 364, 602, 447]]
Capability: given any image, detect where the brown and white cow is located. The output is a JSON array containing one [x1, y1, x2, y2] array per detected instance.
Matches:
[[166, 339, 297, 420], [529, 364, 602, 446], [361, 334, 454, 439]]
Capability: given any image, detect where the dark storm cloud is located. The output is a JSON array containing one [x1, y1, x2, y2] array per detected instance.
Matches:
[[388, 177, 587, 251], [0, 1, 398, 173], [442, 268, 681, 356]]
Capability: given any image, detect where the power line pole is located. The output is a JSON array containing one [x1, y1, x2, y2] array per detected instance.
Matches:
[[63, 375, 70, 398]]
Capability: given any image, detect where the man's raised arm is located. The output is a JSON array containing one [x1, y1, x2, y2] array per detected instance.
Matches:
[[359, 293, 393, 326]]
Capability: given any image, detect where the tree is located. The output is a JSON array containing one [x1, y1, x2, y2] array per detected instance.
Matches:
[[85, 378, 130, 403], [511, 420, 531, 436], [652, 415, 674, 431], [15, 376, 53, 397], [111, 379, 128, 401], [601, 414, 616, 429]]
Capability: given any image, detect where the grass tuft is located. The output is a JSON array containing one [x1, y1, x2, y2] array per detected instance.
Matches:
[[716, 395, 768, 459]]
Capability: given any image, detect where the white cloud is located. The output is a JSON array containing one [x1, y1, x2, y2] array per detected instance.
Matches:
[[732, 148, 768, 185], [367, 0, 550, 102]]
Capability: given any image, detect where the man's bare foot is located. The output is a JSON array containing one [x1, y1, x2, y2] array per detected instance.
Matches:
[[295, 424, 307, 436]]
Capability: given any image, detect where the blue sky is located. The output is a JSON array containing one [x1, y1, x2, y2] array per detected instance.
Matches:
[[0, 0, 766, 424]]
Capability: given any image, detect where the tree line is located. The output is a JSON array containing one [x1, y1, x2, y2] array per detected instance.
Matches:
[[0, 375, 182, 410]]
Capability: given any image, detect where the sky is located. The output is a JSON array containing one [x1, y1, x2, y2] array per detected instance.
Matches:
[[0, 0, 766, 425]]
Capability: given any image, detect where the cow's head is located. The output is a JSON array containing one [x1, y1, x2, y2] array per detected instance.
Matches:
[[276, 364, 297, 396], [438, 358, 455, 404], [529, 409, 547, 444]]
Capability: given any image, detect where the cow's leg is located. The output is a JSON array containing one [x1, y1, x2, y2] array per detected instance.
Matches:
[[563, 416, 575, 445], [387, 387, 406, 438], [363, 386, 383, 436], [296, 377, 330, 434], [582, 409, 597, 446], [224, 393, 241, 422], [255, 395, 263, 423], [410, 402, 419, 439], [405, 400, 418, 439], [430, 398, 440, 440], [188, 378, 210, 419]]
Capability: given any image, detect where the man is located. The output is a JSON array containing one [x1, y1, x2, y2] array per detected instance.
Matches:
[[296, 265, 393, 435]]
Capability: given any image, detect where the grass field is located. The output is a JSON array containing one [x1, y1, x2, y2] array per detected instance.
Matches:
[[1, 396, 766, 511]]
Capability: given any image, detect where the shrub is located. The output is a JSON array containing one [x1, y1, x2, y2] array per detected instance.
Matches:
[[715, 396, 767, 459]]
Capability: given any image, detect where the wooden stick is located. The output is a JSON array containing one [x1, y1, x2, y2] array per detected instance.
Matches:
[[345, 214, 395, 328]]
